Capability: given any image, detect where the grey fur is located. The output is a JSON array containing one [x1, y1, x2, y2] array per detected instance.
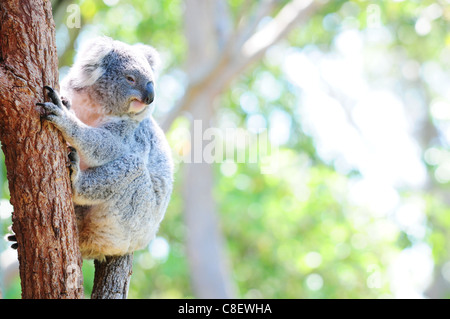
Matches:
[[38, 37, 173, 260]]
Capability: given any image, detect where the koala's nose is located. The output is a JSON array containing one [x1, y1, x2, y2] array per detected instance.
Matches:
[[143, 82, 154, 105]]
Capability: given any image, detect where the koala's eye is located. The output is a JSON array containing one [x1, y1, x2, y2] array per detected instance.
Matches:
[[126, 76, 136, 84]]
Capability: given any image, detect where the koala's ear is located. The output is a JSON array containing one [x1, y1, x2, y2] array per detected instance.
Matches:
[[134, 44, 161, 73], [69, 36, 114, 89]]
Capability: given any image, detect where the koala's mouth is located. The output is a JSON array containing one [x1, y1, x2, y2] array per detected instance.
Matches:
[[129, 99, 148, 114]]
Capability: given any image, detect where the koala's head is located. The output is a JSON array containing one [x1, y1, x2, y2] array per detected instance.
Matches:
[[65, 36, 160, 119]]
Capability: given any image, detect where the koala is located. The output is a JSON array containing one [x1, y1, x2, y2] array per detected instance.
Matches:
[[31, 37, 173, 260]]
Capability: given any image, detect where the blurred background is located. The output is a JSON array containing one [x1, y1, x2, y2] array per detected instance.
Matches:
[[2, 0, 450, 298]]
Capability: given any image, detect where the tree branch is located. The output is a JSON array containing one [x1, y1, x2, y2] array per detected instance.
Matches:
[[91, 254, 133, 299], [162, 0, 321, 132], [214, 0, 233, 50], [241, 0, 317, 62], [234, 0, 281, 50]]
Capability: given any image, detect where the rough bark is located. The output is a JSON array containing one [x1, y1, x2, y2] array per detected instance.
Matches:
[[0, 0, 83, 299], [91, 254, 133, 299]]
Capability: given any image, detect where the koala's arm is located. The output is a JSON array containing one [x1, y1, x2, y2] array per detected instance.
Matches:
[[38, 86, 124, 167], [69, 150, 144, 205]]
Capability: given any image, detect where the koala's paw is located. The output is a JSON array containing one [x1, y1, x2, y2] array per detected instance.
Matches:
[[37, 86, 66, 122], [36, 86, 68, 122], [68, 146, 80, 166], [68, 146, 80, 182], [36, 101, 62, 120]]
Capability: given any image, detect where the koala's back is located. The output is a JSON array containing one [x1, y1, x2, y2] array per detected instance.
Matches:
[[76, 116, 173, 260]]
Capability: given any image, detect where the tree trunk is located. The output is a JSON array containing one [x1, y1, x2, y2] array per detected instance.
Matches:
[[168, 0, 319, 298], [91, 254, 133, 299], [0, 0, 83, 299], [183, 95, 237, 298], [179, 0, 237, 298]]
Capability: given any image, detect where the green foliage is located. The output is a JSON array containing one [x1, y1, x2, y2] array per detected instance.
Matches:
[[215, 152, 396, 298]]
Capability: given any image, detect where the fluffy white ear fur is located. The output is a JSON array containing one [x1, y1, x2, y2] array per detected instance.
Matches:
[[64, 36, 114, 89], [134, 43, 161, 73]]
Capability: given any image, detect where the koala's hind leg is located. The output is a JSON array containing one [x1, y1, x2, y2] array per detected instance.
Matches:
[[71, 154, 144, 205]]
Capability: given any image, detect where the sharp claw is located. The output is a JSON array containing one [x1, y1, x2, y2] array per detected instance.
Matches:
[[36, 103, 51, 118], [5, 234, 18, 250], [36, 103, 49, 117], [43, 85, 54, 93], [43, 85, 63, 107]]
